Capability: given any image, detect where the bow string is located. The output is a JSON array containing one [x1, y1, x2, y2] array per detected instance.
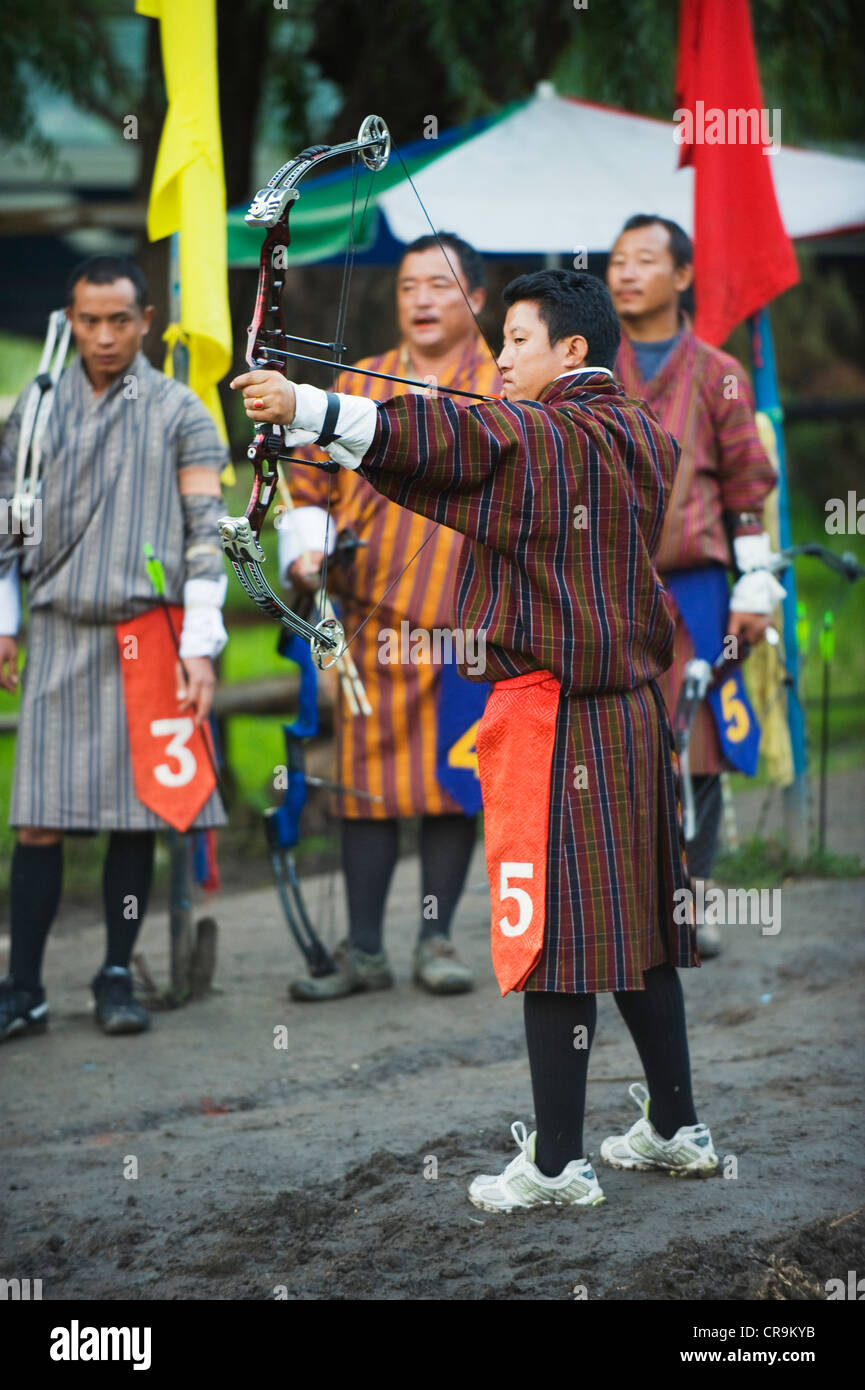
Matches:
[[218, 113, 503, 663]]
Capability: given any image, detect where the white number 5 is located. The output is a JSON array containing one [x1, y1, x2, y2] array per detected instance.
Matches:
[[499, 861, 534, 937], [150, 717, 197, 788]]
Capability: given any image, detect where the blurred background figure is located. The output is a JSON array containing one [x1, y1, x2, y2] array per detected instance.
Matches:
[[279, 233, 501, 1000], [0, 256, 228, 1040], [608, 216, 779, 958]]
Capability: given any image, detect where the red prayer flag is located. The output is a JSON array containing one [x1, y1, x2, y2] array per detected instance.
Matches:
[[675, 0, 798, 345]]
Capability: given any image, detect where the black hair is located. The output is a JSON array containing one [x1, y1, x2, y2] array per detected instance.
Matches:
[[502, 269, 620, 371], [65, 256, 149, 312], [620, 214, 693, 269], [399, 233, 486, 292]]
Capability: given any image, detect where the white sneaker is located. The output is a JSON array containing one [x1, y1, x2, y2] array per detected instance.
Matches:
[[600, 1083, 720, 1177], [468, 1122, 606, 1213]]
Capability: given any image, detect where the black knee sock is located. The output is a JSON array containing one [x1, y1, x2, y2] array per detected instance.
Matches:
[[613, 964, 698, 1139], [524, 991, 597, 1175], [103, 831, 155, 971], [687, 774, 723, 880], [419, 813, 477, 940], [9, 841, 64, 993], [341, 818, 400, 955]]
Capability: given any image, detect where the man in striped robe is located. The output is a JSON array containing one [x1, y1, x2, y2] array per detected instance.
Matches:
[[0, 256, 228, 1041], [279, 234, 500, 1001], [231, 269, 723, 1212], [608, 216, 779, 957]]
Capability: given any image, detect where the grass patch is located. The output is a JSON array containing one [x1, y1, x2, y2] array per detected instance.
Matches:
[[0, 331, 44, 396], [714, 834, 864, 888]]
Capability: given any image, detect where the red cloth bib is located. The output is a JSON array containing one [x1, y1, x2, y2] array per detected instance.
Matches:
[[115, 605, 217, 832], [476, 669, 560, 995]]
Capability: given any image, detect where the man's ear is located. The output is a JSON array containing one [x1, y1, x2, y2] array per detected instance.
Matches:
[[674, 262, 694, 295], [141, 304, 156, 335], [468, 287, 486, 317], [565, 334, 589, 368]]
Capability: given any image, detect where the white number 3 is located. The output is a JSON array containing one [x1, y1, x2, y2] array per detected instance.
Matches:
[[499, 861, 534, 937], [150, 717, 197, 788]]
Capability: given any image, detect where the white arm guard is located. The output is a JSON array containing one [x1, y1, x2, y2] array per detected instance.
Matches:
[[179, 575, 228, 659], [283, 383, 379, 470], [276, 504, 336, 581], [0, 564, 21, 637], [729, 532, 786, 615]]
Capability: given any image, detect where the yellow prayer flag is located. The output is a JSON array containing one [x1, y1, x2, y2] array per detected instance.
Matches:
[[744, 411, 794, 787], [136, 0, 233, 461]]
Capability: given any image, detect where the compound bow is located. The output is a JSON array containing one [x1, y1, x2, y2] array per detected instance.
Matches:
[[219, 114, 501, 977], [217, 113, 501, 663]]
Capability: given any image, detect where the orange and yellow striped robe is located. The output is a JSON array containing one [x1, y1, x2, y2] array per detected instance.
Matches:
[[287, 336, 501, 817]]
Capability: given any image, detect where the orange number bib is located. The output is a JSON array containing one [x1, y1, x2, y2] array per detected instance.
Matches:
[[475, 670, 560, 995], [115, 605, 217, 832]]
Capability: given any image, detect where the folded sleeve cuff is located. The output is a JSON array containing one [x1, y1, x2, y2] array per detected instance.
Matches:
[[0, 563, 21, 637], [276, 504, 337, 580]]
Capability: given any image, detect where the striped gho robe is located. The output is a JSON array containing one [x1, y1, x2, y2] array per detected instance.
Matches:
[[287, 335, 501, 819], [354, 368, 696, 994], [616, 328, 776, 774], [0, 352, 227, 830]]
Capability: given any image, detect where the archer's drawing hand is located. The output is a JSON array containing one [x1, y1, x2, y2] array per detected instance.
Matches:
[[230, 370, 296, 426], [0, 635, 18, 692]]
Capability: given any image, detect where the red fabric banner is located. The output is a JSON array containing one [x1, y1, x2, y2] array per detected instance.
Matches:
[[116, 605, 216, 832], [676, 0, 798, 344]]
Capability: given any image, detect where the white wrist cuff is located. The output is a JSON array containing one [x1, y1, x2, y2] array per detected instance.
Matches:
[[179, 575, 228, 658], [729, 569, 786, 615], [291, 383, 329, 434], [733, 531, 773, 573], [0, 564, 21, 636], [276, 504, 336, 578], [326, 394, 379, 469], [285, 385, 378, 470], [729, 532, 785, 614]]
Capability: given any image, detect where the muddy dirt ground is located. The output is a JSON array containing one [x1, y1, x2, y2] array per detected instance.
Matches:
[[1, 770, 863, 1302]]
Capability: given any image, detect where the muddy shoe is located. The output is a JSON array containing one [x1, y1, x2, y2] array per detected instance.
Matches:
[[600, 1083, 720, 1177], [289, 940, 393, 1002], [696, 921, 722, 959], [92, 967, 151, 1035], [413, 935, 474, 995], [694, 877, 722, 959], [468, 1122, 605, 1213], [0, 975, 49, 1042]]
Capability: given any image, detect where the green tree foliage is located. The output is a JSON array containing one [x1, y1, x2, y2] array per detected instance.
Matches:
[[0, 1, 152, 156], [3, 1, 862, 164], [553, 0, 864, 147]]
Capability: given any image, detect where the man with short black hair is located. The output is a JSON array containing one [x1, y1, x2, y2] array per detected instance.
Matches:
[[0, 255, 228, 1040], [608, 216, 779, 957], [231, 268, 720, 1212]]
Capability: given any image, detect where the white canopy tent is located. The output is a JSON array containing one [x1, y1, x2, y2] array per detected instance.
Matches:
[[378, 90, 865, 253]]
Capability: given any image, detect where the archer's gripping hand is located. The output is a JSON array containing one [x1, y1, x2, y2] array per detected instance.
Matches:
[[230, 372, 377, 470], [231, 370, 297, 426]]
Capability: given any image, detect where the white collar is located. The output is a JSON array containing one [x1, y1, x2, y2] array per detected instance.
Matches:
[[553, 367, 613, 382]]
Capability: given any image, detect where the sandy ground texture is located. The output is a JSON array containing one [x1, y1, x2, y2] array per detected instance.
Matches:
[[0, 769, 863, 1301]]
